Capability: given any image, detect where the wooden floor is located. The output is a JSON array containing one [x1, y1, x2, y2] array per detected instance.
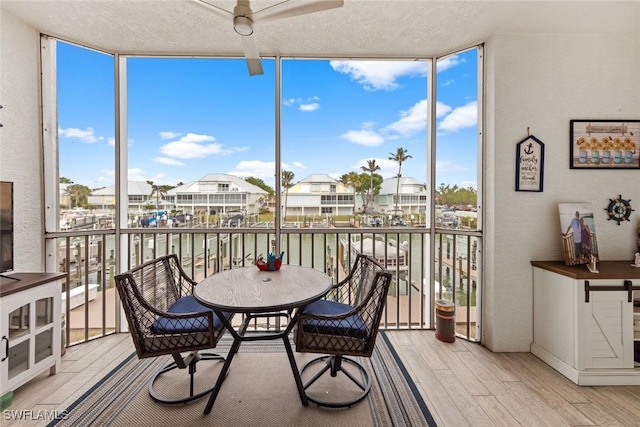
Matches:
[[6, 331, 640, 426]]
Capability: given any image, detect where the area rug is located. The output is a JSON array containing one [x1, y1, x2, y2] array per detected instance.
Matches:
[[48, 331, 436, 427]]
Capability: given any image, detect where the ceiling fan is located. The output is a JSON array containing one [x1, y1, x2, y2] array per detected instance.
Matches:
[[194, 0, 344, 76]]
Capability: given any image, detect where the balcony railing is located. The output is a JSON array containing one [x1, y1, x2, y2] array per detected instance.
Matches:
[[47, 226, 481, 347]]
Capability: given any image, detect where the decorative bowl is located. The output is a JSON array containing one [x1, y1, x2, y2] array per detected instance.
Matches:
[[256, 259, 282, 271], [256, 252, 284, 271]]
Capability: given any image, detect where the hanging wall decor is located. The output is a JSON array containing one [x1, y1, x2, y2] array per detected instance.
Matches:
[[570, 120, 640, 169], [516, 134, 544, 192], [604, 195, 634, 225]]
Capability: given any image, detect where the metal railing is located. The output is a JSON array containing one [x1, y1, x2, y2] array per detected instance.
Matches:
[[47, 226, 481, 346]]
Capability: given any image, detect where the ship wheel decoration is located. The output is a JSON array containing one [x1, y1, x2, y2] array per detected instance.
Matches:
[[605, 195, 634, 225]]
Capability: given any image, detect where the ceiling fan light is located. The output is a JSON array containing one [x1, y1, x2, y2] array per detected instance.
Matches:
[[233, 15, 253, 36]]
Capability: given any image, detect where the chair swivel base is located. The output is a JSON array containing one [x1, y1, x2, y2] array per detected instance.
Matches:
[[149, 352, 226, 404], [300, 355, 371, 408]]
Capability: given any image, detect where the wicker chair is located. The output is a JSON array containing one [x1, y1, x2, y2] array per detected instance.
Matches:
[[294, 254, 392, 408], [115, 254, 232, 404]]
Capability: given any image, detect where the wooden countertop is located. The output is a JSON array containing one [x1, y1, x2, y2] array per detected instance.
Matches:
[[531, 260, 640, 280], [0, 272, 66, 297]]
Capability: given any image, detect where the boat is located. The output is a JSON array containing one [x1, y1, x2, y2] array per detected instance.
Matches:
[[339, 234, 409, 271]]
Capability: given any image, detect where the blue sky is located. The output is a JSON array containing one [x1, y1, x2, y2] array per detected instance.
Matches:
[[57, 42, 479, 190]]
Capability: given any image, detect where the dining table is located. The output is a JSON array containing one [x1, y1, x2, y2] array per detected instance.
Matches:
[[193, 264, 333, 415]]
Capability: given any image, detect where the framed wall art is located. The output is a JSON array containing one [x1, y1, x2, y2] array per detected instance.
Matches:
[[570, 120, 640, 169]]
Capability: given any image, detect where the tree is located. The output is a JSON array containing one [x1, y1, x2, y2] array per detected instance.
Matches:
[[67, 183, 92, 209], [360, 159, 380, 212], [245, 176, 275, 196], [146, 180, 174, 211], [339, 171, 360, 215], [281, 170, 295, 224], [59, 176, 73, 184], [388, 147, 412, 213]]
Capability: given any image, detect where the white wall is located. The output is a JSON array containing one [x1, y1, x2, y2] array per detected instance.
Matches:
[[0, 10, 44, 272], [483, 32, 640, 351]]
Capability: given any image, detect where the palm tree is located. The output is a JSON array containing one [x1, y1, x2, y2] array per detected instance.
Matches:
[[388, 147, 412, 213], [360, 159, 380, 212], [146, 180, 162, 209], [339, 171, 360, 215], [281, 170, 295, 225]]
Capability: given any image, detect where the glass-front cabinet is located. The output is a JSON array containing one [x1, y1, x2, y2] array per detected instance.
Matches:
[[0, 274, 62, 394]]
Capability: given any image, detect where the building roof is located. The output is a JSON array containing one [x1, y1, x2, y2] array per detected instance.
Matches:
[[167, 173, 267, 194], [298, 174, 339, 184], [92, 181, 151, 196], [379, 177, 426, 195]]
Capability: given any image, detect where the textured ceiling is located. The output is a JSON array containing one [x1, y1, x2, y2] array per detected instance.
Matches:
[[2, 0, 639, 59]]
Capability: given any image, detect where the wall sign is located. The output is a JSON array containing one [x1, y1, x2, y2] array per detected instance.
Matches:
[[516, 135, 544, 192]]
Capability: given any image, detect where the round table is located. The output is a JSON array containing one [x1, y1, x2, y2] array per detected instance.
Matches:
[[194, 264, 333, 313], [194, 264, 333, 415]]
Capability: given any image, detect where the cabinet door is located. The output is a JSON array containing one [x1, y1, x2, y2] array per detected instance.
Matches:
[[578, 287, 633, 369], [1, 298, 32, 387], [1, 284, 60, 392]]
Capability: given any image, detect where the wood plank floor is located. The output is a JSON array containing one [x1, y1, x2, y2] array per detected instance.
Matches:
[[5, 331, 640, 426]]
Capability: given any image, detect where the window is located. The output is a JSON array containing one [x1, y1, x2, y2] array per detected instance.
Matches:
[[435, 47, 481, 230], [56, 41, 114, 228]]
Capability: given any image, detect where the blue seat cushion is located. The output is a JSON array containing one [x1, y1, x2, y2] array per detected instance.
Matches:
[[151, 295, 230, 334], [301, 299, 367, 339]]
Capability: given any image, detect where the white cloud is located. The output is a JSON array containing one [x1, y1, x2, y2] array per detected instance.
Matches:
[[438, 101, 478, 132], [436, 101, 453, 118], [284, 96, 321, 111], [155, 157, 186, 166], [330, 61, 426, 91], [291, 161, 307, 169], [159, 133, 231, 159], [159, 131, 182, 139], [435, 161, 471, 174], [437, 55, 463, 72], [229, 160, 276, 180], [299, 103, 320, 112], [384, 100, 427, 136], [341, 128, 385, 146], [59, 127, 103, 143], [127, 168, 148, 182]]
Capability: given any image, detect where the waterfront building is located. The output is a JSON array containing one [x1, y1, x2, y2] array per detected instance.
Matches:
[[88, 181, 152, 211], [165, 173, 267, 217], [283, 174, 354, 218], [375, 177, 427, 217]]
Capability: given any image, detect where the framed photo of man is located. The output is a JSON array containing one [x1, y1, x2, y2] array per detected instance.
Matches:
[[559, 203, 598, 266]]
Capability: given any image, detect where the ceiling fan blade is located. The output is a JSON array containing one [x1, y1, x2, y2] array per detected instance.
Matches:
[[193, 0, 233, 19], [253, 0, 344, 23], [241, 35, 264, 76]]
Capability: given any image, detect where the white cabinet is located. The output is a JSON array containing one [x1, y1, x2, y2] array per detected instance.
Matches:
[[531, 261, 640, 385], [1, 273, 64, 394]]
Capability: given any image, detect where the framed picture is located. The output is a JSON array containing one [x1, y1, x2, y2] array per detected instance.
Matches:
[[570, 120, 640, 169], [559, 203, 598, 266], [515, 135, 544, 192]]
